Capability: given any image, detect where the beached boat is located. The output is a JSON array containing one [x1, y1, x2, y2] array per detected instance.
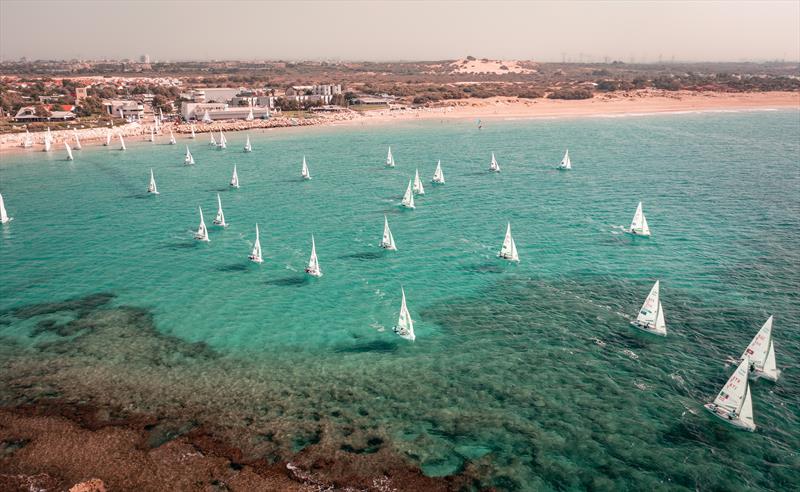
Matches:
[[244, 135, 252, 153], [498, 222, 519, 261], [301, 156, 312, 180], [230, 165, 240, 189], [489, 152, 500, 172], [119, 133, 126, 151], [73, 131, 82, 150], [704, 357, 756, 432], [558, 149, 572, 170], [740, 316, 781, 382], [0, 192, 13, 224], [169, 130, 177, 145], [195, 206, 210, 242], [147, 169, 159, 195], [64, 142, 74, 161], [305, 235, 322, 277], [393, 287, 416, 341], [213, 194, 227, 227], [190, 124, 196, 139], [626, 202, 651, 236], [386, 147, 395, 167], [104, 129, 111, 146], [413, 169, 425, 195], [630, 281, 666, 336], [22, 130, 33, 148], [380, 215, 397, 250], [401, 179, 415, 209], [218, 131, 227, 149], [184, 146, 195, 165], [249, 224, 263, 263], [431, 160, 445, 184]]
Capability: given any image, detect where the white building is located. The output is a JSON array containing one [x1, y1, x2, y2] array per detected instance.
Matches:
[[102, 100, 145, 120], [181, 101, 269, 121]]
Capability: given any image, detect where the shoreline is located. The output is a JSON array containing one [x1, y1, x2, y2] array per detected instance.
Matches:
[[1, 90, 797, 156]]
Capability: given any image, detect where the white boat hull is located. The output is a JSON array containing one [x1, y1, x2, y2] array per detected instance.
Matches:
[[249, 256, 263, 264], [625, 228, 651, 237], [305, 268, 322, 278], [703, 404, 756, 432], [630, 320, 666, 336], [750, 368, 781, 382]]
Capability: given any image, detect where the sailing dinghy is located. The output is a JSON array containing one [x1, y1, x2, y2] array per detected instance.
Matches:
[[413, 169, 425, 195], [169, 130, 177, 145], [393, 287, 416, 341], [301, 156, 311, 180], [149, 127, 155, 142], [498, 222, 519, 261], [213, 194, 227, 227], [740, 316, 781, 382], [380, 215, 397, 250], [558, 150, 572, 170], [147, 169, 159, 194], [431, 160, 445, 184], [244, 135, 252, 152], [209, 132, 217, 146], [104, 129, 111, 146], [305, 235, 322, 277], [43, 131, 52, 152], [401, 180, 415, 209], [190, 124, 196, 139], [22, 130, 33, 148], [386, 147, 395, 167], [195, 206, 210, 241], [489, 152, 500, 172], [0, 192, 13, 224], [184, 146, 195, 165], [119, 133, 126, 151], [249, 224, 264, 263], [704, 357, 756, 431], [64, 142, 74, 161], [631, 281, 666, 336], [230, 165, 240, 188], [626, 202, 651, 236], [218, 131, 227, 149], [73, 131, 82, 150]]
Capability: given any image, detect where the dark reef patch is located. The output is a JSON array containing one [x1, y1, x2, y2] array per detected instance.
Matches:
[[335, 339, 397, 354]]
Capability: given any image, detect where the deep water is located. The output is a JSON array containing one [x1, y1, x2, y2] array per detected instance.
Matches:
[[1, 111, 799, 490]]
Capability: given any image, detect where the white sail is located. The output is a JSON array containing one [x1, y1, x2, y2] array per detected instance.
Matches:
[[169, 130, 176, 145], [301, 156, 311, 180], [432, 160, 445, 184], [213, 193, 227, 227], [498, 222, 519, 261], [246, 107, 254, 121], [249, 223, 263, 263], [0, 192, 12, 224], [305, 235, 322, 277], [43, 133, 51, 152], [705, 357, 756, 431], [230, 165, 240, 188], [148, 168, 159, 194], [413, 168, 425, 195], [631, 281, 666, 335], [558, 149, 572, 170], [381, 215, 397, 250], [202, 110, 212, 123], [149, 127, 155, 142], [104, 128, 111, 146], [386, 146, 395, 167], [22, 130, 33, 148], [401, 179, 415, 209], [73, 131, 82, 150], [195, 206, 210, 241], [209, 132, 217, 146], [190, 124, 196, 139], [119, 133, 126, 151], [64, 142, 74, 160], [393, 287, 416, 341], [740, 316, 780, 381], [628, 202, 651, 236], [489, 152, 500, 172], [244, 135, 252, 152], [184, 146, 195, 165], [218, 131, 227, 149]]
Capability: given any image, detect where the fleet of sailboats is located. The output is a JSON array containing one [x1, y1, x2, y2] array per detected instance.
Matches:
[[195, 206, 210, 242], [249, 224, 263, 263], [301, 156, 311, 180], [401, 179, 415, 209], [147, 169, 159, 195], [558, 149, 572, 170], [305, 235, 322, 277], [0, 192, 12, 224], [704, 357, 756, 432], [498, 222, 519, 262], [739, 316, 781, 382], [631, 281, 666, 336], [380, 215, 397, 250], [489, 152, 500, 172], [413, 169, 425, 195], [230, 165, 240, 188], [213, 194, 227, 227], [431, 160, 445, 184], [393, 287, 415, 341], [627, 202, 651, 236]]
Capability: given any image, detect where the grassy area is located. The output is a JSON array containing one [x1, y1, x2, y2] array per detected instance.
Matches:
[[0, 116, 128, 134], [349, 104, 390, 112]]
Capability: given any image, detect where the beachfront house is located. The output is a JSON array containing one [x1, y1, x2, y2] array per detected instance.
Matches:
[[180, 101, 270, 121], [102, 100, 145, 121], [13, 105, 76, 122]]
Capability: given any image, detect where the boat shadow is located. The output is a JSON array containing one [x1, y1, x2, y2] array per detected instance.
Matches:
[[266, 276, 309, 287], [461, 262, 505, 274], [164, 241, 201, 250], [340, 251, 384, 261], [217, 263, 250, 272], [335, 339, 398, 354]]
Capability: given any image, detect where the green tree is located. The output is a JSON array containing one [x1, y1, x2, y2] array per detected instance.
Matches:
[[76, 96, 104, 117]]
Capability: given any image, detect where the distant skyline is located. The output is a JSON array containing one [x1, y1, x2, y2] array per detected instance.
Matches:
[[1, 0, 799, 63]]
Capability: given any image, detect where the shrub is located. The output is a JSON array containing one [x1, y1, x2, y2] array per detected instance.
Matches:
[[547, 88, 593, 100]]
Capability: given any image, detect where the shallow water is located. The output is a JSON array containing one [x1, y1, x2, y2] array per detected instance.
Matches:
[[1, 111, 799, 490]]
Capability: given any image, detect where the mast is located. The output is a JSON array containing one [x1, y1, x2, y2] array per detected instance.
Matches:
[[148, 169, 159, 194], [381, 215, 397, 250], [64, 142, 74, 160], [432, 160, 445, 184], [0, 192, 12, 224], [386, 147, 395, 167], [301, 156, 311, 180], [498, 222, 519, 261], [230, 165, 239, 188], [413, 168, 425, 194], [401, 180, 415, 209], [184, 146, 195, 165], [195, 206, 210, 241], [73, 130, 82, 150], [213, 193, 227, 227], [489, 152, 500, 172], [305, 235, 322, 277], [249, 224, 263, 263], [119, 133, 126, 151], [393, 287, 416, 341]]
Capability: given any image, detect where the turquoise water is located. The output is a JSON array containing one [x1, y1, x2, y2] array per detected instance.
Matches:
[[1, 111, 799, 490]]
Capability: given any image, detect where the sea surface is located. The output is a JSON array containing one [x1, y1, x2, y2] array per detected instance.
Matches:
[[1, 110, 799, 490]]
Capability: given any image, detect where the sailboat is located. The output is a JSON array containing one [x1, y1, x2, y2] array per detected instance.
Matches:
[[147, 169, 159, 195], [249, 224, 263, 263], [489, 152, 500, 172], [190, 124, 196, 139], [0, 192, 13, 224], [401, 179, 415, 209], [243, 135, 252, 153], [64, 142, 74, 161], [43, 130, 52, 152], [498, 222, 519, 262], [380, 215, 397, 250], [626, 202, 651, 236], [169, 130, 176, 145], [104, 128, 111, 146], [149, 127, 155, 142], [22, 130, 33, 148], [558, 149, 572, 170], [413, 169, 425, 195], [218, 131, 227, 149], [119, 133, 126, 151], [431, 160, 445, 184], [184, 146, 195, 165], [246, 107, 254, 121], [386, 146, 395, 167], [630, 281, 666, 336], [213, 194, 227, 227], [195, 206, 210, 241], [301, 156, 311, 180], [73, 131, 82, 150], [704, 357, 756, 431], [202, 110, 212, 123], [230, 165, 240, 188], [209, 132, 217, 146], [305, 235, 322, 277], [393, 287, 416, 341], [740, 316, 781, 382]]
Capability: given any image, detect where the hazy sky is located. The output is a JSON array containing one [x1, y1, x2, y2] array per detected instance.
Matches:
[[1, 0, 798, 62]]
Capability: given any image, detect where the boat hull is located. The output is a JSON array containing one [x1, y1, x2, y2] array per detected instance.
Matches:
[[249, 256, 264, 264], [625, 228, 651, 237], [751, 368, 781, 382], [305, 268, 322, 278], [703, 404, 756, 432], [393, 327, 415, 341], [630, 320, 666, 336]]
